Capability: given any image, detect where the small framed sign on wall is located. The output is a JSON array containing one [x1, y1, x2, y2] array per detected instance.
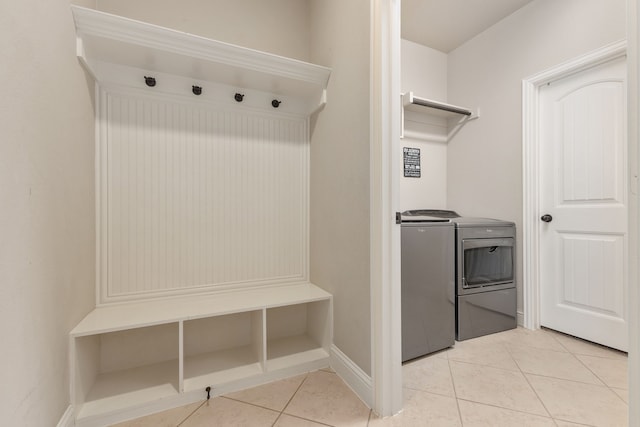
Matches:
[[403, 147, 420, 178]]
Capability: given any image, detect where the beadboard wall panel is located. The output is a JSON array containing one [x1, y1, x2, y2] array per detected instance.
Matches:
[[99, 87, 309, 303]]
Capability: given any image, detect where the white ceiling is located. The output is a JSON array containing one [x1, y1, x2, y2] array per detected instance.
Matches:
[[401, 0, 535, 53]]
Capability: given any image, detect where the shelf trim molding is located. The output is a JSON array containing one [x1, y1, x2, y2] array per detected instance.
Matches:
[[71, 6, 331, 88]]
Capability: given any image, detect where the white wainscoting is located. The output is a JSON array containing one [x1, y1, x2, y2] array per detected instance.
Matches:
[[97, 87, 309, 303]]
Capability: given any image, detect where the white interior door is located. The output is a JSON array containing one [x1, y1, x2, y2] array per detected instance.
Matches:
[[539, 56, 628, 351]]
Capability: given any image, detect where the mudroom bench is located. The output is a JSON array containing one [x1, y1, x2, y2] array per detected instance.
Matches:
[[70, 283, 332, 427]]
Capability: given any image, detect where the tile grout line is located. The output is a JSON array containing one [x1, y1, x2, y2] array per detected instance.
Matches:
[[504, 341, 608, 387], [404, 360, 580, 424], [572, 351, 628, 361], [220, 395, 285, 415], [450, 335, 558, 422], [528, 333, 602, 425], [519, 371, 618, 389], [402, 384, 459, 399], [276, 413, 336, 427], [544, 332, 611, 388], [270, 372, 311, 427], [446, 354, 465, 426], [454, 397, 557, 422], [176, 400, 207, 427], [446, 356, 526, 373], [545, 328, 628, 360], [544, 328, 573, 353], [449, 330, 626, 426], [552, 415, 600, 427], [503, 340, 556, 420], [506, 337, 617, 391], [177, 373, 326, 427], [545, 328, 630, 405], [569, 350, 610, 388], [444, 331, 625, 424], [571, 354, 630, 406]]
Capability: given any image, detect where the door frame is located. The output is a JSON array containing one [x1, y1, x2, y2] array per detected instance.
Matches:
[[370, 0, 403, 417], [521, 40, 628, 330]]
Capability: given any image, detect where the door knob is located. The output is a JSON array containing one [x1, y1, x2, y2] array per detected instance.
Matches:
[[541, 214, 553, 223]]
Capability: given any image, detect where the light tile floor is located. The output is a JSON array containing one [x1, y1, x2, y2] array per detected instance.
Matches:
[[114, 327, 628, 427]]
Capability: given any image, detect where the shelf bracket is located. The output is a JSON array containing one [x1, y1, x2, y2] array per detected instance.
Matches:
[[310, 89, 328, 116], [447, 109, 480, 141], [75, 36, 97, 81]]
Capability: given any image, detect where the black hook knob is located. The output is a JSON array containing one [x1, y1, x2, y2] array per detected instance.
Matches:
[[144, 76, 156, 87], [271, 99, 281, 108], [541, 214, 553, 223], [234, 93, 244, 102], [192, 85, 202, 95]]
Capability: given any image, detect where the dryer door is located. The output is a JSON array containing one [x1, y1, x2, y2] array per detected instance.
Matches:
[[461, 238, 514, 291]]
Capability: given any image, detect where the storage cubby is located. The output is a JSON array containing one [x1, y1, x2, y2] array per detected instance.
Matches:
[[183, 311, 264, 391], [266, 300, 331, 371], [72, 323, 180, 421]]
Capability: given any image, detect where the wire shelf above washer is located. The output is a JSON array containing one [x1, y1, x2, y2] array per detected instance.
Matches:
[[402, 92, 475, 119], [401, 92, 479, 141]]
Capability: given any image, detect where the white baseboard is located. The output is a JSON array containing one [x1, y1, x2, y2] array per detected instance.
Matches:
[[57, 405, 74, 427], [330, 344, 373, 408], [517, 310, 525, 327]]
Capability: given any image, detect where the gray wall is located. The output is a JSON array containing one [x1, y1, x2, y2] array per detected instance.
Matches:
[[446, 0, 627, 315], [309, 0, 372, 375], [0, 0, 96, 424]]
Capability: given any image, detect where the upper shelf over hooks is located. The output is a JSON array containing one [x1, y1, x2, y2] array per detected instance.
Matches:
[[70, 6, 331, 115]]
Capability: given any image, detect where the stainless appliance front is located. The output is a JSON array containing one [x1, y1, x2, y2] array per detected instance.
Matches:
[[401, 219, 455, 361], [455, 221, 517, 341]]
